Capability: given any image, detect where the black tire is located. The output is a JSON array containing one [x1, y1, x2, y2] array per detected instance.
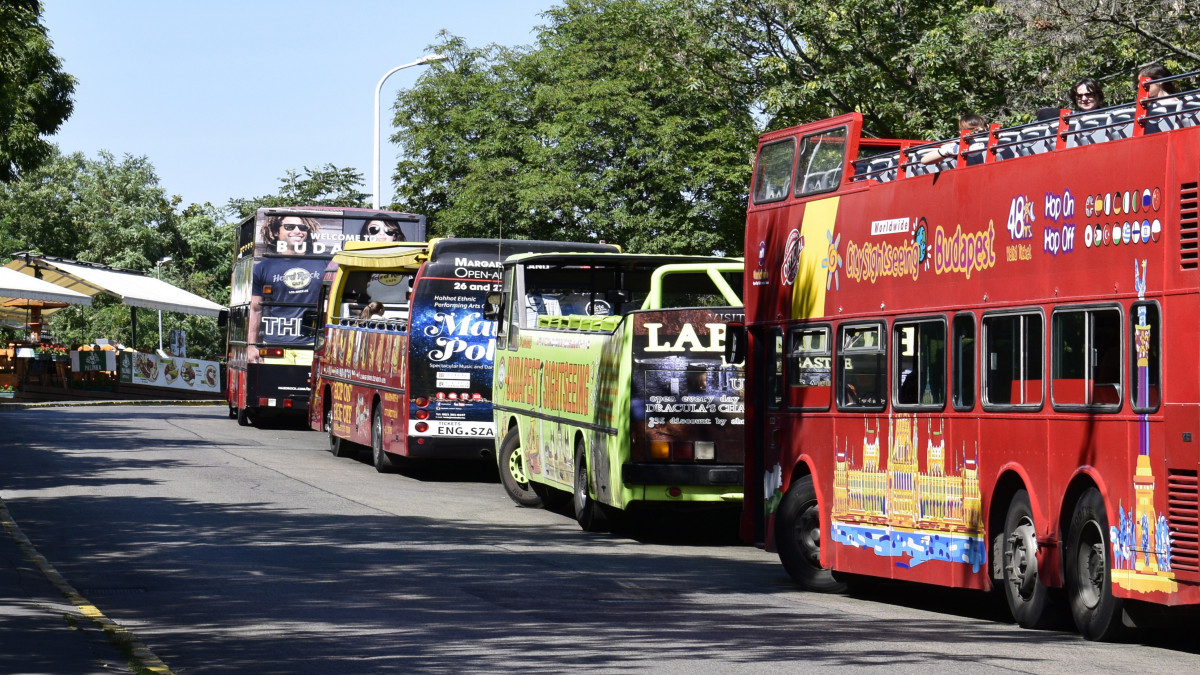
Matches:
[[371, 404, 397, 473], [499, 427, 542, 507], [327, 405, 355, 458], [775, 474, 846, 592], [1065, 488, 1127, 640], [573, 441, 609, 532], [1002, 489, 1056, 628], [236, 406, 252, 427]]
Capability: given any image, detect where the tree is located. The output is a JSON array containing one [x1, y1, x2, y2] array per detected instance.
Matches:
[[0, 149, 233, 358], [697, 0, 1200, 141], [226, 164, 369, 220], [0, 0, 75, 182], [391, 0, 758, 256]]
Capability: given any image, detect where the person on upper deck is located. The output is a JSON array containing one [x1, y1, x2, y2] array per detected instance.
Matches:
[[1139, 64, 1183, 133], [1069, 78, 1105, 112], [920, 113, 987, 166], [1139, 64, 1179, 103]]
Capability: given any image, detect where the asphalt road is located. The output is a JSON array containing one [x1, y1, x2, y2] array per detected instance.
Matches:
[[1, 405, 1198, 673]]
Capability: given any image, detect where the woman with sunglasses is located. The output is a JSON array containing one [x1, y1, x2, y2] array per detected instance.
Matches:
[[359, 218, 404, 242], [1069, 78, 1105, 112]]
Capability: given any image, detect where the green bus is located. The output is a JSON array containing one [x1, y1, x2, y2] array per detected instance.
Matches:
[[489, 253, 746, 530]]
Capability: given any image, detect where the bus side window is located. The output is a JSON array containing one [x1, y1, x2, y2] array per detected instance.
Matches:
[[952, 313, 976, 410], [788, 326, 831, 410], [982, 311, 1043, 408], [838, 323, 886, 411], [1051, 306, 1121, 409], [893, 318, 946, 409], [1130, 302, 1161, 412]]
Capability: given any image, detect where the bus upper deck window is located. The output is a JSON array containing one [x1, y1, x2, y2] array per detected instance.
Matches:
[[796, 126, 848, 197], [752, 139, 796, 204]]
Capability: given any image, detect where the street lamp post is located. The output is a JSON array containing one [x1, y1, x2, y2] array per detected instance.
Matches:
[[156, 256, 172, 351], [372, 53, 446, 209]]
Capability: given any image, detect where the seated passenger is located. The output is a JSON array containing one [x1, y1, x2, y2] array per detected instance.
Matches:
[[920, 114, 987, 166], [1140, 63, 1179, 102], [1139, 64, 1181, 133], [359, 301, 385, 319], [1069, 77, 1105, 112]]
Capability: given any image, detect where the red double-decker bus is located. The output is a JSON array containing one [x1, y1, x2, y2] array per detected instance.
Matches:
[[736, 70, 1200, 639]]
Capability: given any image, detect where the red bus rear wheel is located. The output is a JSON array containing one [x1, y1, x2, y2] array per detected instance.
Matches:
[[1065, 488, 1128, 640]]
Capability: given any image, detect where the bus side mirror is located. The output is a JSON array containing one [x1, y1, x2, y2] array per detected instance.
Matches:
[[484, 292, 503, 321], [725, 323, 746, 366], [217, 309, 228, 329]]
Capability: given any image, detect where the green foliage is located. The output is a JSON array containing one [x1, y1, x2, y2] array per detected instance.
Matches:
[[226, 164, 369, 220], [0, 0, 75, 182], [699, 0, 1200, 141], [391, 0, 758, 256], [0, 149, 232, 358]]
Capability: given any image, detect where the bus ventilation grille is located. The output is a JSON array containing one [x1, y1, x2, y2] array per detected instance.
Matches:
[[1168, 469, 1200, 573], [1181, 182, 1199, 270]]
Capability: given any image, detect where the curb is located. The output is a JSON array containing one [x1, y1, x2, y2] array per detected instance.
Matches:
[[0, 499, 174, 674], [0, 399, 224, 410]]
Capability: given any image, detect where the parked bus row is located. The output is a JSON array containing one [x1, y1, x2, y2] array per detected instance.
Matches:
[[299, 238, 747, 531], [220, 68, 1200, 641]]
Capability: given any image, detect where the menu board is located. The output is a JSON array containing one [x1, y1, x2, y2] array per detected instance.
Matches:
[[118, 352, 221, 392]]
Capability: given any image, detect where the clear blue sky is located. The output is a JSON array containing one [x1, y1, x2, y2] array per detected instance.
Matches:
[[43, 1, 557, 211]]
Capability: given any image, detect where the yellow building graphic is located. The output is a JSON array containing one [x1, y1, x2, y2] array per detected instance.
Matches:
[[831, 415, 985, 570]]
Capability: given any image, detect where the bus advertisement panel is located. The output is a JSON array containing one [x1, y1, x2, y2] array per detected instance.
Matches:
[[492, 254, 745, 532], [632, 308, 745, 474], [736, 69, 1200, 641], [226, 206, 424, 426], [310, 238, 620, 472], [405, 249, 504, 440]]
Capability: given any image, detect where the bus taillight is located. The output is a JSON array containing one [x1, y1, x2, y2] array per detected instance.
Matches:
[[415, 409, 430, 420], [694, 441, 715, 461], [262, 347, 284, 358], [415, 421, 429, 433], [650, 441, 670, 460], [414, 396, 430, 407]]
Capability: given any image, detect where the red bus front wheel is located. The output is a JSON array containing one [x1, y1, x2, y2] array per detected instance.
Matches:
[[775, 474, 846, 593]]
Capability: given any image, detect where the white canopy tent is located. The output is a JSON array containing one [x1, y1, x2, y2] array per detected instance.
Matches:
[[3, 254, 225, 348], [4, 255, 225, 317], [0, 266, 93, 319]]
